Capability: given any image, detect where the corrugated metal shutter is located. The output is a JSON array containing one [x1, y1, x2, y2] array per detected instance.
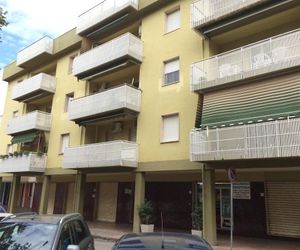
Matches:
[[265, 182, 300, 238], [202, 72, 300, 128]]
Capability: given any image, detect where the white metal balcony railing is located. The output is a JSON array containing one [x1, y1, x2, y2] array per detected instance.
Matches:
[[63, 140, 138, 169], [12, 73, 56, 101], [68, 85, 141, 122], [72, 33, 143, 77], [191, 29, 300, 91], [7, 111, 52, 135], [16, 36, 54, 67], [190, 118, 300, 161], [77, 0, 139, 35], [191, 0, 263, 28], [0, 153, 46, 173]]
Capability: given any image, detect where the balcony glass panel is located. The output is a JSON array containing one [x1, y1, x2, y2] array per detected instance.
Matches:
[[77, 0, 139, 35], [191, 29, 300, 91], [0, 153, 46, 173], [68, 85, 141, 122], [63, 140, 138, 169], [7, 111, 52, 135], [191, 0, 263, 28], [12, 73, 56, 101], [190, 118, 300, 161], [16, 37, 53, 67], [72, 33, 143, 78]]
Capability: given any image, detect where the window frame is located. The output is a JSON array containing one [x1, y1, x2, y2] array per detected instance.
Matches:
[[59, 133, 70, 155], [163, 57, 180, 86], [64, 93, 74, 113], [161, 113, 180, 143], [165, 7, 181, 34]]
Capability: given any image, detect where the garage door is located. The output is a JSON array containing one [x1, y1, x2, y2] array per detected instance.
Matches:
[[265, 182, 300, 238]]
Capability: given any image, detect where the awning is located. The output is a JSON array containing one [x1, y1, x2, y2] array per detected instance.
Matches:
[[11, 132, 38, 144]]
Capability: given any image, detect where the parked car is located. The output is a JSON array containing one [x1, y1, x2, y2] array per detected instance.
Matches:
[[0, 212, 13, 221], [0, 213, 94, 250], [112, 232, 213, 250]]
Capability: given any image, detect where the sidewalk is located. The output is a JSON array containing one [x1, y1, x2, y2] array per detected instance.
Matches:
[[88, 222, 300, 249]]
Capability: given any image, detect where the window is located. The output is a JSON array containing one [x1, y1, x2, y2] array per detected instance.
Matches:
[[161, 114, 179, 143], [57, 222, 74, 250], [6, 144, 13, 154], [166, 8, 180, 33], [64, 93, 74, 113], [12, 111, 18, 118], [72, 220, 88, 244], [68, 55, 77, 74], [164, 58, 180, 84], [59, 134, 70, 154]]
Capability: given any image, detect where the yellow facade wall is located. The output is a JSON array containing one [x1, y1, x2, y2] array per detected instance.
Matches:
[[137, 0, 202, 163]]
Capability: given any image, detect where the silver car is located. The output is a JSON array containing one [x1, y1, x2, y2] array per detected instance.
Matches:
[[0, 213, 94, 250]]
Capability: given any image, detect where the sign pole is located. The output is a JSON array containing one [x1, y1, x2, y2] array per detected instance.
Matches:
[[228, 168, 236, 250]]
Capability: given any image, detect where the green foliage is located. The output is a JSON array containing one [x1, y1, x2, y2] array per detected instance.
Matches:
[[138, 200, 154, 225], [0, 7, 8, 42], [191, 204, 203, 230]]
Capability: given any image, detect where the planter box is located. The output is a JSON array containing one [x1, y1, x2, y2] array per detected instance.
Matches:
[[140, 224, 154, 233]]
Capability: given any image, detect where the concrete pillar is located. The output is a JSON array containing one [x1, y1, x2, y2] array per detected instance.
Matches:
[[39, 175, 51, 214], [8, 175, 21, 213], [73, 173, 86, 214], [133, 172, 145, 233], [202, 165, 217, 246]]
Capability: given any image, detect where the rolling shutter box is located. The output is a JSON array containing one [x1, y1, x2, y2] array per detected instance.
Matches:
[[201, 72, 300, 128], [265, 182, 300, 238]]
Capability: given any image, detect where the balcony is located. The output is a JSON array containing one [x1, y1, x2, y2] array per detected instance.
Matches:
[[77, 0, 139, 36], [7, 111, 52, 136], [0, 153, 46, 173], [12, 73, 56, 102], [190, 118, 300, 161], [16, 36, 54, 68], [63, 140, 138, 170], [68, 85, 141, 125], [72, 33, 143, 80], [191, 29, 300, 92]]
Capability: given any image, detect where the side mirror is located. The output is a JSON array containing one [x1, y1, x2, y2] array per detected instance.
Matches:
[[67, 245, 80, 250]]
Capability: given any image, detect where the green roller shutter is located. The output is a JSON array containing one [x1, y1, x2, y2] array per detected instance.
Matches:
[[201, 72, 300, 128], [11, 132, 38, 144]]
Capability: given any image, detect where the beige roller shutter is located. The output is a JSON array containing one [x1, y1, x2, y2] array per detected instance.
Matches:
[[265, 182, 300, 238]]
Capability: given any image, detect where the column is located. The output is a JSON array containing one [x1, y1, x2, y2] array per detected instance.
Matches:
[[8, 175, 21, 213], [133, 172, 145, 233], [39, 175, 51, 214], [202, 165, 217, 245], [73, 173, 86, 214]]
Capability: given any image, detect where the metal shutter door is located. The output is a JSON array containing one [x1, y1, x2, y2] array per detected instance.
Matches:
[[265, 182, 300, 238]]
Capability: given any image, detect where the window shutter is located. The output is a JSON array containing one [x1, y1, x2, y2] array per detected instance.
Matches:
[[162, 115, 179, 142]]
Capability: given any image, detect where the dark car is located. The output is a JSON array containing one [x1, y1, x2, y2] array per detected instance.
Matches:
[[112, 232, 213, 250], [0, 213, 94, 250]]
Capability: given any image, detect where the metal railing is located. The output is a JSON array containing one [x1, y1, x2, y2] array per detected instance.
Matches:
[[72, 32, 143, 77], [191, 29, 300, 91], [68, 84, 141, 121], [191, 0, 263, 28], [77, 0, 139, 34], [7, 111, 52, 135], [0, 153, 46, 173], [12, 73, 56, 101], [190, 118, 300, 161], [16, 36, 53, 66], [63, 140, 138, 169]]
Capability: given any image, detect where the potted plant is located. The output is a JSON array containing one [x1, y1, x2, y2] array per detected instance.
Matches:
[[191, 204, 203, 237], [138, 199, 154, 233]]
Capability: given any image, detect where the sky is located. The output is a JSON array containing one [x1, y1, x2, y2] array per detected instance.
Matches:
[[0, 0, 102, 115]]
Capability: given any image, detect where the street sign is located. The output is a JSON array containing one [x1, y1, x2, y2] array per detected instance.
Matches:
[[233, 182, 251, 200]]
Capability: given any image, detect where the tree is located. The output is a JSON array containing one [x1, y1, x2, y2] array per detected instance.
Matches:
[[0, 7, 8, 41]]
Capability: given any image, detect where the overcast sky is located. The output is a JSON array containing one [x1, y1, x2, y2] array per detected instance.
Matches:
[[0, 0, 101, 115]]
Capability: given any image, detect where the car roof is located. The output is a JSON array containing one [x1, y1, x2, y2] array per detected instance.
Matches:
[[115, 232, 212, 250], [0, 213, 82, 225]]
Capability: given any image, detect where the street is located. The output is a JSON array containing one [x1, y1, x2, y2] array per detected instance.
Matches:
[[95, 239, 115, 250]]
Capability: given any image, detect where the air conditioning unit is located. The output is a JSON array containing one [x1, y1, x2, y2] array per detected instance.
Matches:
[[112, 122, 123, 133]]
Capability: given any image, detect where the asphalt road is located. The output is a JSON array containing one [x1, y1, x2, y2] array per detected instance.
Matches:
[[94, 239, 115, 250]]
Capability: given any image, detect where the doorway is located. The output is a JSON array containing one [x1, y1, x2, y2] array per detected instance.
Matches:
[[116, 182, 134, 224], [53, 183, 68, 214], [83, 182, 97, 221]]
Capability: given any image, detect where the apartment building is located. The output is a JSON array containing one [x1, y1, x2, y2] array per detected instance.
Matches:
[[0, 0, 300, 246]]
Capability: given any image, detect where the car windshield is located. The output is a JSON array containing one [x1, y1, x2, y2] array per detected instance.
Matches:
[[0, 222, 57, 250]]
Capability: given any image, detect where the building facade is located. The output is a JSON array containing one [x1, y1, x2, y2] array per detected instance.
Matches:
[[0, 0, 300, 245]]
